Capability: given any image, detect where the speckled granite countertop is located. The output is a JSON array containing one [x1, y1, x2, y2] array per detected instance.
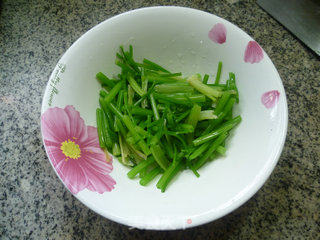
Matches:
[[0, 0, 319, 239]]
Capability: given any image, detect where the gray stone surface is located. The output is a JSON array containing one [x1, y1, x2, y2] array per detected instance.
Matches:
[[0, 0, 319, 239]]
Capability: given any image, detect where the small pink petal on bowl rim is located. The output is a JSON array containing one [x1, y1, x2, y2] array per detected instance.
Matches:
[[187, 218, 192, 224], [244, 41, 264, 63], [261, 90, 280, 108], [208, 23, 227, 44]]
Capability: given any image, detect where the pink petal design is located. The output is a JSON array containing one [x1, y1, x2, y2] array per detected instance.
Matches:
[[45, 144, 67, 166], [261, 90, 280, 108], [208, 23, 227, 44], [55, 159, 88, 194], [41, 105, 116, 194], [187, 219, 192, 224], [41, 107, 71, 143], [64, 105, 87, 141], [86, 169, 116, 193], [81, 151, 113, 175], [81, 126, 102, 148], [244, 41, 264, 63]]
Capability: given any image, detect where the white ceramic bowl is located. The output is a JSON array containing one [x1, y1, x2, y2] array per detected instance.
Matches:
[[41, 6, 288, 230]]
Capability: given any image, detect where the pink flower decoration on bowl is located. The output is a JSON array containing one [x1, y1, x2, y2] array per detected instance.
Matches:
[[244, 41, 264, 63], [261, 90, 280, 108], [208, 23, 227, 44], [41, 105, 116, 194]]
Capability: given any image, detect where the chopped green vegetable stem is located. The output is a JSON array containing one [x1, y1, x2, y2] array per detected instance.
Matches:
[[187, 74, 221, 101], [140, 166, 162, 186], [96, 72, 116, 88], [127, 157, 155, 179], [155, 83, 194, 94], [150, 144, 170, 170], [131, 106, 153, 116], [157, 159, 184, 192], [214, 61, 222, 84], [95, 46, 242, 192], [193, 132, 228, 170], [103, 81, 122, 104], [154, 93, 206, 105], [203, 74, 209, 84], [143, 58, 171, 73], [101, 110, 114, 150], [199, 110, 218, 121], [96, 108, 105, 149], [128, 75, 144, 96], [186, 104, 201, 143], [149, 93, 160, 120], [193, 115, 241, 146], [112, 142, 121, 156], [217, 145, 226, 155]]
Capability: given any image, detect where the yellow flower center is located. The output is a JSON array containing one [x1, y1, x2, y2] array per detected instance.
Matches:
[[60, 139, 81, 159]]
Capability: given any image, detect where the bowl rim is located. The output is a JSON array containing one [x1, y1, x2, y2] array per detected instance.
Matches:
[[41, 5, 288, 230]]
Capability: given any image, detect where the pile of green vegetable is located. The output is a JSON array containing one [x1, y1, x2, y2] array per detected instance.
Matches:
[[96, 45, 241, 192]]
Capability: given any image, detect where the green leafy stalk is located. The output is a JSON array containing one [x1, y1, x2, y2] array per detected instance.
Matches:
[[96, 72, 116, 88], [128, 75, 144, 96], [193, 115, 242, 146], [127, 84, 134, 106], [175, 110, 191, 123], [140, 166, 162, 186], [228, 72, 239, 103], [189, 141, 211, 160], [214, 91, 231, 115], [203, 74, 209, 84], [141, 75, 148, 108], [202, 97, 235, 135], [214, 61, 222, 84], [122, 115, 150, 155], [104, 81, 122, 104], [199, 110, 218, 121], [217, 145, 226, 155], [156, 157, 184, 192], [155, 83, 194, 94], [112, 142, 121, 156], [146, 75, 186, 84], [193, 132, 228, 170], [118, 133, 132, 166], [150, 144, 170, 170], [131, 106, 153, 116], [154, 93, 206, 105], [143, 58, 170, 73], [127, 157, 155, 179], [96, 108, 105, 148], [149, 93, 160, 120], [186, 104, 201, 143], [187, 74, 222, 101]]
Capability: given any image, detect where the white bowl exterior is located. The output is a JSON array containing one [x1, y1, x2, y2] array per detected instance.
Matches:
[[42, 6, 287, 230]]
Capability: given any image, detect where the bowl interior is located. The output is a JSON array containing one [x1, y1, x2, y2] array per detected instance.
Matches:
[[42, 7, 287, 230]]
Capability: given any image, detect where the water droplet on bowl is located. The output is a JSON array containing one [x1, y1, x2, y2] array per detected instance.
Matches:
[[200, 40, 203, 44]]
